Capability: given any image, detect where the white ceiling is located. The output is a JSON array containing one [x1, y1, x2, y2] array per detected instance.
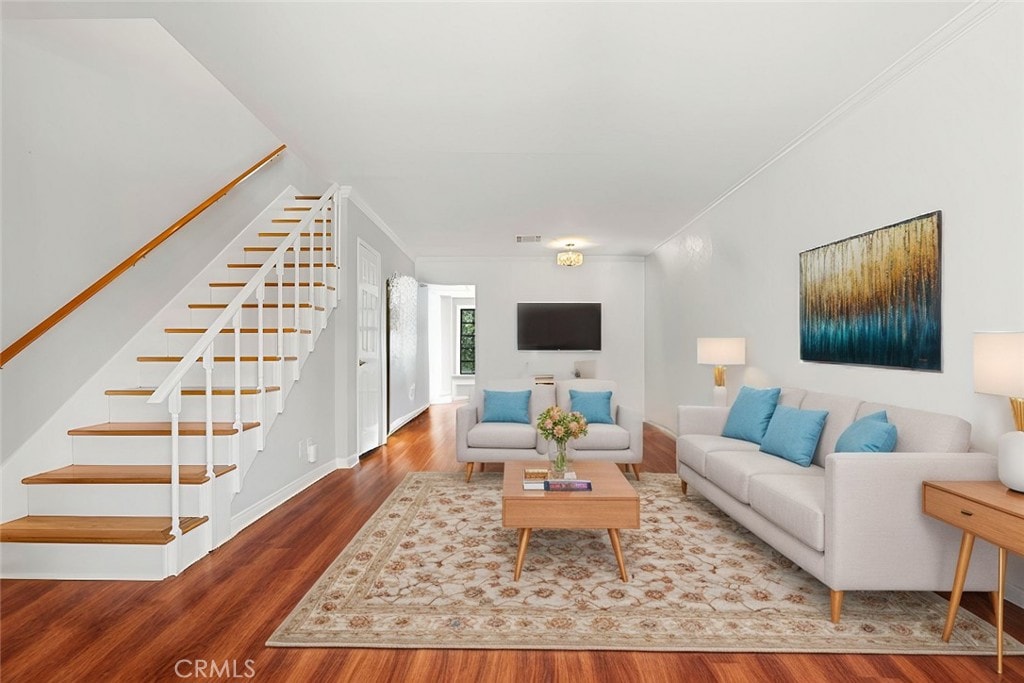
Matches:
[[9, 2, 970, 258]]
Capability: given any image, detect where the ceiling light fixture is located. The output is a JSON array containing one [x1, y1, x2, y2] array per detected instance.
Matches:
[[556, 243, 583, 267]]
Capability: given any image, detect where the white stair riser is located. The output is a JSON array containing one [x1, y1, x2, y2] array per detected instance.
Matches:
[[2, 542, 178, 580], [27, 483, 206, 516], [138, 360, 292, 387], [208, 284, 331, 305], [188, 307, 317, 329], [162, 331, 298, 357], [108, 392, 266, 422], [69, 430, 259, 465]]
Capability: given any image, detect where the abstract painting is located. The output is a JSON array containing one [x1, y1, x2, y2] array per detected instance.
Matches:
[[799, 211, 941, 371]]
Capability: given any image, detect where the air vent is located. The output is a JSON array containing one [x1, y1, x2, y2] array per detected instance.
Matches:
[[516, 235, 542, 244]]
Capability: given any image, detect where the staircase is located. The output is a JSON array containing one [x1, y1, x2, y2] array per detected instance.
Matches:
[[0, 186, 342, 580]]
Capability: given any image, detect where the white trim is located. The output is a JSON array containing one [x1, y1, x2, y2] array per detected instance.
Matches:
[[336, 453, 360, 469], [389, 404, 429, 435], [653, 0, 1004, 253], [229, 459, 337, 536], [646, 420, 677, 440], [348, 188, 415, 262]]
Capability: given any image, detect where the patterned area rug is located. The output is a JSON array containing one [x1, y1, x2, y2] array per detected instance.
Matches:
[[268, 472, 1023, 653]]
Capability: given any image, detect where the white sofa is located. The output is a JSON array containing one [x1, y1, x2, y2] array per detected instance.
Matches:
[[457, 379, 643, 481], [677, 387, 999, 622]]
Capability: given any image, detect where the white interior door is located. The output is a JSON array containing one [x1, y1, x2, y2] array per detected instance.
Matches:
[[356, 239, 383, 455]]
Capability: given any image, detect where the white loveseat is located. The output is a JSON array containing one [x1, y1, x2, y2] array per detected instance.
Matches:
[[457, 379, 643, 481], [677, 387, 999, 622]]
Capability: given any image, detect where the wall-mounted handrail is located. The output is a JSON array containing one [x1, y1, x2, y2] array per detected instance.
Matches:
[[0, 143, 288, 369]]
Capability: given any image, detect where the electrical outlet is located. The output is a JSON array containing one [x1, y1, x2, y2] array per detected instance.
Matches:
[[307, 437, 317, 463]]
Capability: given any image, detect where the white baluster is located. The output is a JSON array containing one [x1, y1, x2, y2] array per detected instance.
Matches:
[[169, 383, 183, 550], [276, 255, 286, 398], [292, 233, 301, 380], [321, 202, 329, 315], [256, 282, 266, 451], [232, 310, 242, 492], [335, 192, 344, 303], [203, 345, 214, 480]]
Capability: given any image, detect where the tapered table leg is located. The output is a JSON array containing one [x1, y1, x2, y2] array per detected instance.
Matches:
[[942, 531, 975, 642], [607, 528, 628, 582], [997, 547, 1007, 674], [513, 528, 532, 581]]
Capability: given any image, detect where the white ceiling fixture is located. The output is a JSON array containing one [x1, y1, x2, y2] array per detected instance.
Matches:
[[556, 244, 583, 268]]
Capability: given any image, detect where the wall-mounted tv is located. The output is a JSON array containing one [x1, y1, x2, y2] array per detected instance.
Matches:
[[517, 302, 602, 351]]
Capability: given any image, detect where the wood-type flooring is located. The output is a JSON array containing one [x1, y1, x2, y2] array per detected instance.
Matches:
[[2, 403, 1022, 682]]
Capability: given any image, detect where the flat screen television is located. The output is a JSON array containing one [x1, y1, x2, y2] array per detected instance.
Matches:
[[517, 302, 602, 351]]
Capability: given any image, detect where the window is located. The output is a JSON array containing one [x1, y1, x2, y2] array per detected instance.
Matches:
[[459, 307, 475, 375]]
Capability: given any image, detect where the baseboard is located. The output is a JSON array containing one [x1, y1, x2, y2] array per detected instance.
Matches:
[[230, 460, 338, 537], [336, 453, 359, 469], [389, 404, 429, 435], [1007, 579, 1024, 609]]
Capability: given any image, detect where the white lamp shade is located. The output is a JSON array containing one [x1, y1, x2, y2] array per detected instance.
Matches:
[[973, 332, 1024, 397], [697, 337, 746, 366]]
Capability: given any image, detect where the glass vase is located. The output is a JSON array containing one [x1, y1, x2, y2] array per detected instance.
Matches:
[[550, 441, 569, 478]]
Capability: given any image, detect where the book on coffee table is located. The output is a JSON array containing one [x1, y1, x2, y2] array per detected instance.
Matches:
[[543, 479, 592, 491]]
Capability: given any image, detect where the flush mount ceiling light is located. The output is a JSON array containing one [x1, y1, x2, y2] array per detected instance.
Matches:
[[556, 243, 583, 267]]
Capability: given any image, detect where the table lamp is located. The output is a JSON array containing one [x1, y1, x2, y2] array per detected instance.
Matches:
[[973, 332, 1024, 492], [697, 337, 746, 407]]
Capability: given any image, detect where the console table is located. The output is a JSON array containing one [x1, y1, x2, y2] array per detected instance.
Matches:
[[922, 480, 1024, 674]]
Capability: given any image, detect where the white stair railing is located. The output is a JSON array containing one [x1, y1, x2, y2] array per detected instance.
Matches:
[[147, 184, 340, 565]]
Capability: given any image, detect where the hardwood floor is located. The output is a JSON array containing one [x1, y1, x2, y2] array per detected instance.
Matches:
[[2, 403, 1022, 682]]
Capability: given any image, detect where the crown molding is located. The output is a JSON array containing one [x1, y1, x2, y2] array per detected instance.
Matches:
[[345, 188, 415, 262]]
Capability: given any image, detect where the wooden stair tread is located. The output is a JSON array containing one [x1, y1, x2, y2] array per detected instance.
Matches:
[[163, 327, 309, 335], [187, 302, 316, 309], [136, 355, 298, 362], [269, 219, 331, 224], [258, 232, 332, 238], [0, 515, 207, 545], [282, 207, 311, 212], [105, 386, 280, 396], [23, 464, 236, 485], [293, 195, 320, 200], [243, 246, 332, 252], [227, 262, 337, 269], [68, 421, 260, 436]]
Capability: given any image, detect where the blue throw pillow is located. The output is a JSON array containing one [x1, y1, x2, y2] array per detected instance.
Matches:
[[835, 411, 898, 453], [759, 405, 829, 467], [481, 390, 531, 424], [569, 389, 614, 424], [722, 386, 781, 444]]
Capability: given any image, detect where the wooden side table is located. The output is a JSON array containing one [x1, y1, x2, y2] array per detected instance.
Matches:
[[922, 480, 1024, 674]]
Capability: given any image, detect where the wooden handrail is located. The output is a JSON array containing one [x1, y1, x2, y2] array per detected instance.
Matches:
[[0, 144, 287, 368]]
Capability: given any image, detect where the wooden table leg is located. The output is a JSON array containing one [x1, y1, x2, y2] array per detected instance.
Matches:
[[607, 528, 628, 583], [513, 528, 531, 581], [942, 530, 975, 642], [997, 547, 1007, 675]]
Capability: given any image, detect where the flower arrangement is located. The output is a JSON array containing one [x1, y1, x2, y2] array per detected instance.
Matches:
[[536, 405, 589, 474]]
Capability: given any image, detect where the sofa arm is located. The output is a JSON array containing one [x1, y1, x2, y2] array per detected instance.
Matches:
[[825, 451, 998, 591], [617, 405, 644, 457], [677, 405, 729, 436], [455, 404, 479, 461]]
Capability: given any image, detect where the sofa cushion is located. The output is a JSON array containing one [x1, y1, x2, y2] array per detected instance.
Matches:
[[571, 423, 630, 450], [835, 411, 898, 453], [705, 450, 822, 504], [797, 392, 863, 466], [467, 423, 537, 449], [857, 402, 971, 452], [722, 386, 781, 444], [677, 435, 759, 477], [557, 379, 619, 419], [749, 473, 826, 551], [481, 390, 532, 423], [569, 389, 614, 424], [759, 405, 828, 467]]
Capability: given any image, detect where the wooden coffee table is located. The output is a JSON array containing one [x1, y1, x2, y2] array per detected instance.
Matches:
[[502, 460, 640, 582]]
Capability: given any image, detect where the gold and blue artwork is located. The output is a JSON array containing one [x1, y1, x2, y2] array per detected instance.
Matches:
[[799, 211, 941, 371]]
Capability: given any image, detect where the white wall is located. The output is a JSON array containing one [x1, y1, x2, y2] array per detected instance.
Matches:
[[0, 18, 310, 456], [416, 257, 645, 411], [645, 5, 1024, 601]]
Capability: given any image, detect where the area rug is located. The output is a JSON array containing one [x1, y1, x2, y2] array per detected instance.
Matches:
[[268, 472, 1023, 654]]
